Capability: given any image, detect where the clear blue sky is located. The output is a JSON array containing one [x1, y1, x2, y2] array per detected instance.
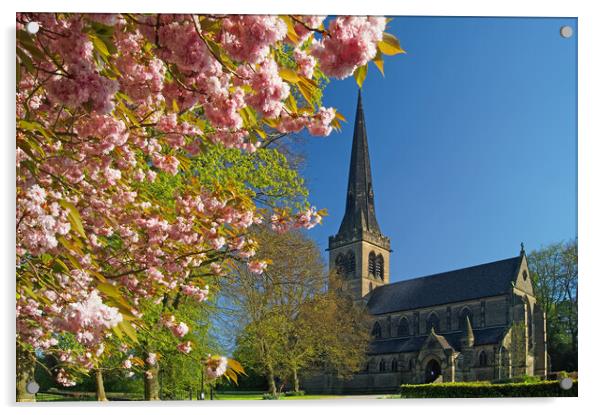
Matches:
[[300, 16, 577, 282]]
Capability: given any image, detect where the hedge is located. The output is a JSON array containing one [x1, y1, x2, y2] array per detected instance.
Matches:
[[399, 380, 578, 398]]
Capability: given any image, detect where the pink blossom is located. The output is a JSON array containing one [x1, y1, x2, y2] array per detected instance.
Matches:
[[56, 368, 76, 387], [311, 16, 386, 79], [292, 16, 326, 44], [307, 107, 337, 136], [294, 49, 316, 79], [219, 16, 287, 63], [172, 322, 189, 338], [248, 260, 268, 274], [246, 59, 290, 118], [177, 341, 192, 354], [205, 355, 228, 379], [146, 353, 157, 366], [55, 290, 122, 347]]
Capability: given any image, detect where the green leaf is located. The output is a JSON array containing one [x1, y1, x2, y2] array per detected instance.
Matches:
[[378, 32, 406, 56], [354, 64, 368, 89], [59, 200, 87, 239]]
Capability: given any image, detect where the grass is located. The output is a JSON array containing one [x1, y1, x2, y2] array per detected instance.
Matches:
[[34, 390, 387, 402], [214, 392, 345, 400]]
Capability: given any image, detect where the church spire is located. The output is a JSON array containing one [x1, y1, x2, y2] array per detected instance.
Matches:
[[337, 90, 382, 239]]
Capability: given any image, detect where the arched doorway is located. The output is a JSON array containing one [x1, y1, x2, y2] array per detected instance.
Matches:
[[424, 359, 442, 383]]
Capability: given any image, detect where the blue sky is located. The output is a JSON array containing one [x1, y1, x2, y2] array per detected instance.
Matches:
[[299, 16, 577, 282]]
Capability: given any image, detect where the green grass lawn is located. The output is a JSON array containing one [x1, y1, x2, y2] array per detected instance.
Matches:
[[214, 392, 343, 400], [214, 392, 390, 400], [34, 390, 388, 402]]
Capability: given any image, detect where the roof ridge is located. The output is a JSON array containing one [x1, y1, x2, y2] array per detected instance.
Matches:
[[373, 255, 521, 291]]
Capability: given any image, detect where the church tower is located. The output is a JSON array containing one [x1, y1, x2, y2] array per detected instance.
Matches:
[[328, 91, 391, 300]]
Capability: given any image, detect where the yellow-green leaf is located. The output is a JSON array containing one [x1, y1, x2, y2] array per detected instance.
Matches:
[[88, 33, 111, 58], [227, 358, 246, 375], [112, 324, 124, 340], [97, 282, 121, 299], [378, 33, 406, 56], [279, 68, 300, 84], [280, 15, 300, 45], [225, 368, 238, 384], [373, 49, 385, 76], [354, 64, 368, 89], [59, 200, 87, 239], [119, 320, 138, 343]]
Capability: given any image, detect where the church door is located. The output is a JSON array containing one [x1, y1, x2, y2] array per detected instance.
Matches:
[[424, 359, 442, 383]]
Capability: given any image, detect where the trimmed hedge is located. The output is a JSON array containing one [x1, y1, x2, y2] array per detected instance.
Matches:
[[399, 381, 578, 398]]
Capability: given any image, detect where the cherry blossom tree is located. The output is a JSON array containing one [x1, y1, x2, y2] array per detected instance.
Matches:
[[16, 12, 403, 401]]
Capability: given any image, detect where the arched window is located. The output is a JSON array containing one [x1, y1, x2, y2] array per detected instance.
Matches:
[[459, 307, 473, 331], [479, 350, 488, 367], [522, 270, 528, 281], [372, 321, 382, 339], [375, 254, 384, 279], [345, 250, 355, 277], [335, 254, 345, 276], [427, 312, 440, 332], [398, 317, 410, 337], [379, 360, 386, 372], [368, 251, 376, 276], [409, 358, 415, 371], [365, 359, 373, 372], [391, 359, 398, 372]]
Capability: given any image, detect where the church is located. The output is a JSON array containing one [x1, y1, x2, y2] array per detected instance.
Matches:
[[304, 92, 548, 394]]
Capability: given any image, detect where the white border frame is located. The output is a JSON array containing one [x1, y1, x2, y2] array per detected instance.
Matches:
[[3, 1, 600, 414]]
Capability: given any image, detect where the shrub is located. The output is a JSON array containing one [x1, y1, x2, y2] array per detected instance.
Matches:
[[399, 381, 578, 398], [262, 393, 282, 400], [490, 375, 541, 384], [284, 390, 306, 396]]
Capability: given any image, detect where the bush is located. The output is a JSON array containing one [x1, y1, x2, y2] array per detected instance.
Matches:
[[399, 381, 578, 398], [262, 393, 282, 400], [490, 375, 541, 384], [284, 390, 305, 396]]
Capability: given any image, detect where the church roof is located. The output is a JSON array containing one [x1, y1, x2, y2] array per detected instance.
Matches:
[[367, 326, 508, 355], [336, 90, 382, 239], [367, 256, 522, 315]]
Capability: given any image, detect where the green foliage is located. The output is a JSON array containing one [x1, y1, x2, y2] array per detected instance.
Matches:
[[529, 239, 578, 371], [399, 381, 578, 398], [143, 144, 310, 211], [262, 392, 282, 400], [490, 375, 541, 384]]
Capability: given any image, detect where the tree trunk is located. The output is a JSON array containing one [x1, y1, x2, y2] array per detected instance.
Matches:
[[16, 343, 36, 402], [94, 369, 108, 401], [266, 364, 277, 395], [292, 367, 300, 392], [144, 364, 160, 400]]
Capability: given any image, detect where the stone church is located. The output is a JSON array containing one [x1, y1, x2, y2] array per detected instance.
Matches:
[[304, 92, 548, 393]]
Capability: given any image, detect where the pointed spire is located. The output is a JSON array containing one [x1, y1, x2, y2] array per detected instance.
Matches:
[[520, 242, 525, 256], [336, 89, 382, 239]]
